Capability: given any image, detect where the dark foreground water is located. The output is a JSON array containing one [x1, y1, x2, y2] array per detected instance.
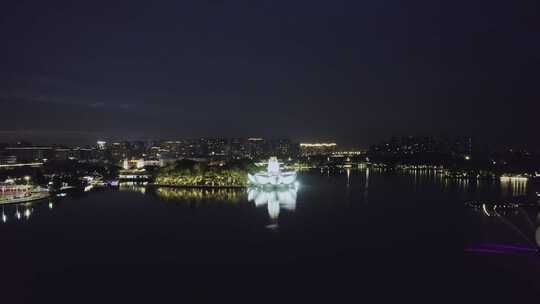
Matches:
[[1, 168, 539, 303]]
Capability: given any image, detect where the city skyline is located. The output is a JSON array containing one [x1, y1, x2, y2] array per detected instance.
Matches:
[[0, 134, 537, 153], [1, 1, 538, 300]]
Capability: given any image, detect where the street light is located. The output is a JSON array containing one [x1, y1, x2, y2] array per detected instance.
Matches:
[[24, 176, 31, 185]]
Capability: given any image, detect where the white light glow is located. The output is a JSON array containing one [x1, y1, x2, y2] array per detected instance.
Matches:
[[247, 186, 298, 226], [482, 204, 491, 217], [248, 157, 297, 186], [299, 143, 337, 147]]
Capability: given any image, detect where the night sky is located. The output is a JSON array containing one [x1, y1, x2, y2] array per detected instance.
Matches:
[[0, 0, 538, 147]]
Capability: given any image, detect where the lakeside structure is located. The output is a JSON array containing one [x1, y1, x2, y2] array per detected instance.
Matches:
[[118, 158, 152, 182], [246, 157, 299, 228], [0, 182, 49, 205], [248, 157, 297, 186]]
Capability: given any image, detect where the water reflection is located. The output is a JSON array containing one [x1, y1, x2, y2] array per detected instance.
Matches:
[[467, 198, 540, 253], [346, 168, 351, 189], [0, 201, 52, 224], [119, 182, 147, 194], [247, 186, 297, 228], [536, 213, 540, 249], [380, 166, 530, 197], [154, 187, 244, 203], [364, 167, 369, 203], [500, 178, 528, 197]]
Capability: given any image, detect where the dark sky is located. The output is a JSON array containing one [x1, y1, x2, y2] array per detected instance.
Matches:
[[0, 0, 538, 147]]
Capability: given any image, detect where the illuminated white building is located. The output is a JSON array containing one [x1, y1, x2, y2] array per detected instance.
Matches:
[[97, 141, 107, 150], [122, 159, 146, 170], [119, 159, 151, 181], [247, 157, 296, 186]]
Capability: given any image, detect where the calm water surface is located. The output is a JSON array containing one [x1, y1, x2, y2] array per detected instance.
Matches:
[[1, 168, 539, 302]]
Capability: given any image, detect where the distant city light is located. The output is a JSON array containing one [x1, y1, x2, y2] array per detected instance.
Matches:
[[136, 159, 145, 169], [332, 151, 364, 155], [299, 143, 337, 147]]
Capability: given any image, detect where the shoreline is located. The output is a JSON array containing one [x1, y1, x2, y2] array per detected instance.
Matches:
[[148, 184, 246, 189], [0, 192, 51, 205]]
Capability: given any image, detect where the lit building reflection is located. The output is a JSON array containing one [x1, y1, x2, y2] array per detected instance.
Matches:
[[346, 168, 351, 188], [0, 202, 43, 224], [364, 167, 369, 203], [154, 187, 244, 204], [499, 177, 528, 197], [15, 206, 21, 220], [119, 182, 148, 194], [247, 186, 297, 228]]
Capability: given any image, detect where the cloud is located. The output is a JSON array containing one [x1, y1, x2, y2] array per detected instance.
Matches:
[[0, 74, 140, 111], [0, 93, 137, 111]]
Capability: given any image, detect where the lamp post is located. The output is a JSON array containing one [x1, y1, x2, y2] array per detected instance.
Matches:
[[24, 176, 31, 194]]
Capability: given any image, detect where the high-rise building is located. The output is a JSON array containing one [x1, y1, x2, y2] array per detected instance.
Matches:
[[229, 138, 249, 159], [109, 142, 131, 161], [247, 138, 266, 159], [266, 139, 296, 158], [202, 138, 228, 156], [4, 147, 54, 162], [97, 141, 107, 150], [299, 143, 337, 156], [368, 135, 474, 162], [0, 155, 17, 165]]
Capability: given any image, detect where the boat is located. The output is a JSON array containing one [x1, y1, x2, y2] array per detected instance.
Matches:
[[0, 191, 50, 205]]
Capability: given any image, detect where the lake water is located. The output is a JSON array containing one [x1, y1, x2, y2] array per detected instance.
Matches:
[[1, 168, 539, 302]]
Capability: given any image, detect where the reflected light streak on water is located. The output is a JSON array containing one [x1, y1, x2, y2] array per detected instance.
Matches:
[[247, 186, 297, 228], [500, 178, 528, 197]]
